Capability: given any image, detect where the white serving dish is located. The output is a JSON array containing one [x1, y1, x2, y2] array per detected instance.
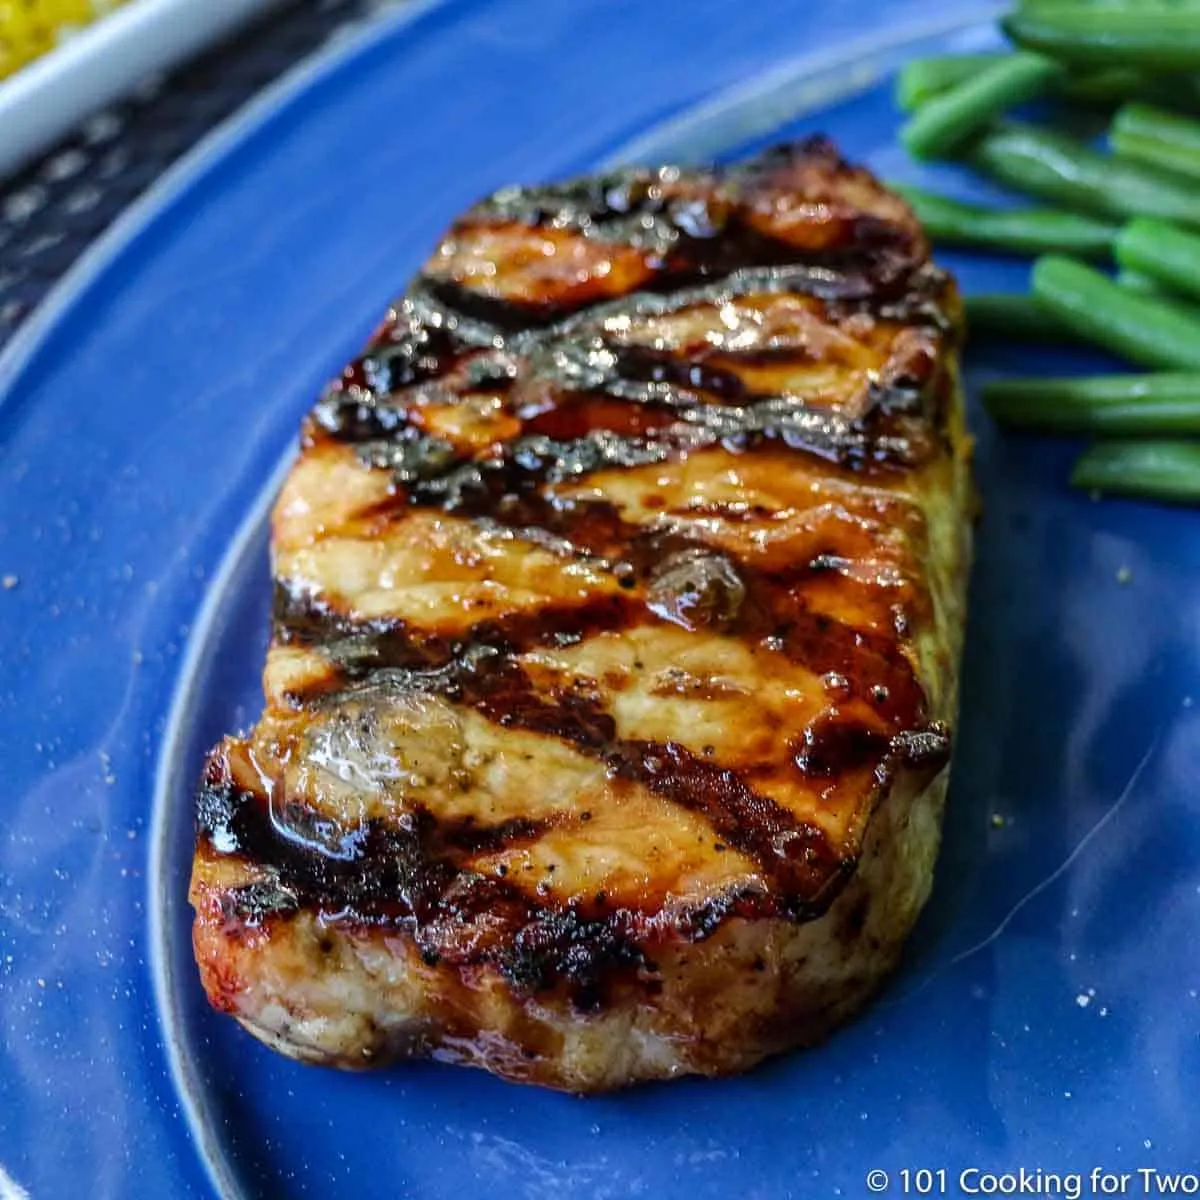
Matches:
[[0, 0, 286, 179]]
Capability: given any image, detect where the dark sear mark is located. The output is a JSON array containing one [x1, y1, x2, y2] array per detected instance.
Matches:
[[221, 579, 947, 953], [199, 753, 824, 992], [307, 137, 956, 487], [272, 506, 930, 733], [459, 139, 931, 302], [433, 814, 551, 856], [311, 277, 950, 480], [319, 383, 943, 496]]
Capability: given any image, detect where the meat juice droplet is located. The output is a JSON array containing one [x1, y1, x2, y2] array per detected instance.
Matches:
[[822, 671, 851, 698]]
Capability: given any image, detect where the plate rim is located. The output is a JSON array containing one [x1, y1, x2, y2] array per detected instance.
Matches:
[[603, 1, 1004, 167], [0, 0, 450, 399]]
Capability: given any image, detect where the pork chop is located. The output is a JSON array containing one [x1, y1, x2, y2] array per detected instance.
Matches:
[[189, 138, 972, 1092]]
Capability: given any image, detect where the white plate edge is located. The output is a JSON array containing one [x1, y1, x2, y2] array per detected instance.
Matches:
[[0, 0, 294, 180]]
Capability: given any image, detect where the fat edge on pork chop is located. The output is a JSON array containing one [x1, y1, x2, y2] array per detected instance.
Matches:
[[189, 137, 972, 1092]]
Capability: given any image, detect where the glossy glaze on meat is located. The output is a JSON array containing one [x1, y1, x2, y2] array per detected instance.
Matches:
[[189, 138, 973, 1091]]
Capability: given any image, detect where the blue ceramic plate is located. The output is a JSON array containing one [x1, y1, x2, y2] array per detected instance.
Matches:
[[3, 1, 1199, 1196]]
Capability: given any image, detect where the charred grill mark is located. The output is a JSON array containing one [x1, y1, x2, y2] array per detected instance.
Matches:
[[607, 739, 850, 906], [217, 879, 299, 926], [793, 717, 890, 778], [469, 487, 918, 605], [197, 767, 439, 919], [274, 585, 644, 695], [422, 276, 572, 333], [341, 427, 695, 510], [262, 592, 935, 907], [273, 582, 411, 652], [338, 312, 464, 395], [247, 557, 902, 909], [471, 166, 728, 253], [311, 299, 950, 486], [435, 814, 550, 856], [345, 425, 463, 485], [275, 464, 933, 729], [476, 502, 927, 724], [307, 137, 957, 481], [466, 659, 620, 751], [278, 579, 929, 733], [311, 388, 412, 444], [331, 397, 887, 477], [321, 394, 934, 502], [393, 141, 956, 373], [199, 757, 809, 992], [519, 392, 680, 440], [274, 458, 931, 712], [502, 907, 647, 994], [197, 760, 642, 989], [608, 345, 748, 403], [767, 609, 926, 729], [462, 138, 929, 303]]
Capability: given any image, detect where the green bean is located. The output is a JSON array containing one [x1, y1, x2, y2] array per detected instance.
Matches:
[[972, 123, 1200, 228], [1004, 6, 1200, 73], [895, 54, 1192, 113], [964, 293, 1074, 342], [1114, 265, 1200, 321], [901, 52, 1062, 160], [896, 54, 1008, 112], [985, 373, 1200, 434], [1061, 71, 1200, 116], [894, 184, 1116, 258], [1061, 67, 1154, 108], [1112, 129, 1200, 179], [1070, 439, 1200, 504], [1115, 267, 1163, 295], [1057, 70, 1200, 114], [1115, 217, 1200, 306], [1032, 255, 1200, 369], [1111, 102, 1200, 179]]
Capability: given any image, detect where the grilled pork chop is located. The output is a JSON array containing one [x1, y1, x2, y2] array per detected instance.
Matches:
[[190, 138, 972, 1092]]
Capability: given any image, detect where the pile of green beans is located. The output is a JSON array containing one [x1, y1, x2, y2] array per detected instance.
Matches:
[[896, 2, 1200, 505]]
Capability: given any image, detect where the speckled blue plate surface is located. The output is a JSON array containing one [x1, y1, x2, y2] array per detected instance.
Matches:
[[3, 1, 1199, 1196]]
